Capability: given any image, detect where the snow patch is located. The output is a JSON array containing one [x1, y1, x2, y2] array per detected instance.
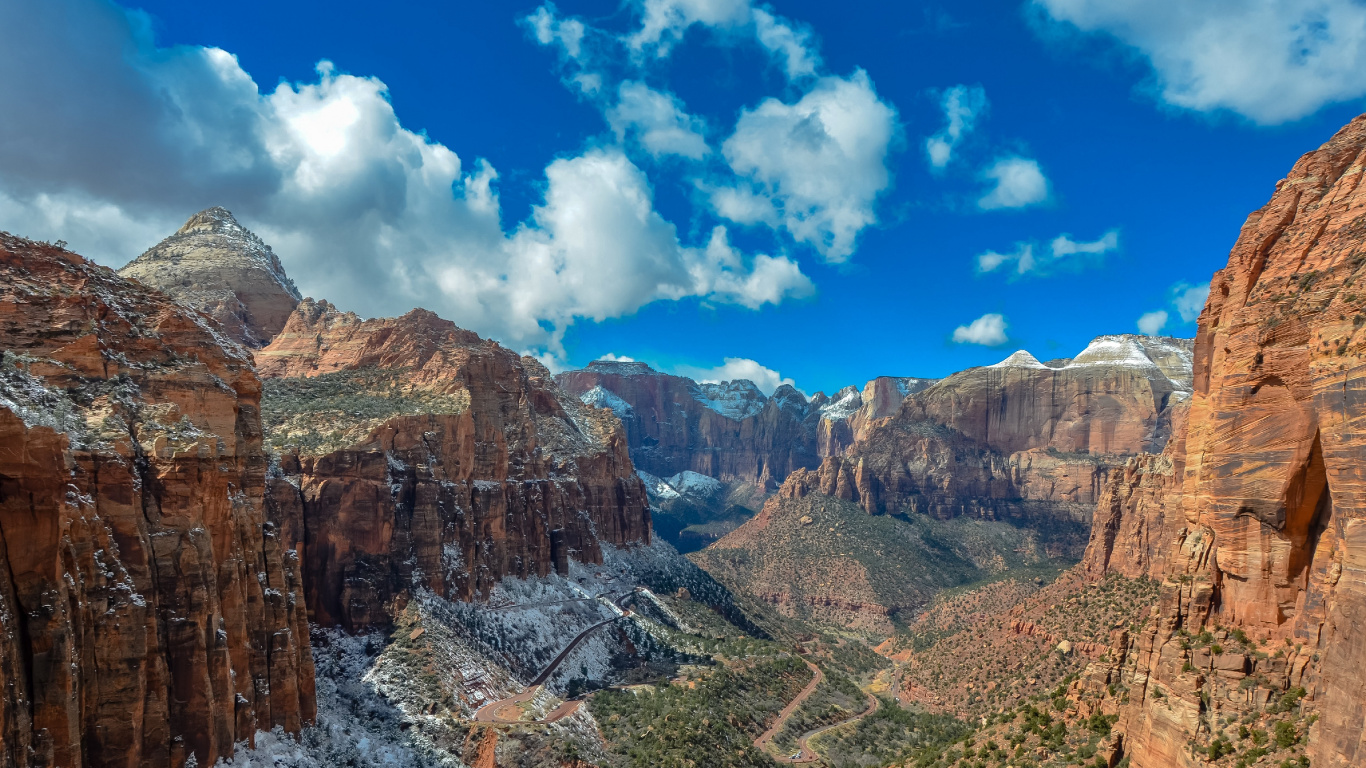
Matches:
[[580, 385, 634, 419], [989, 350, 1049, 369], [665, 471, 724, 500], [818, 385, 862, 420], [691, 380, 766, 420]]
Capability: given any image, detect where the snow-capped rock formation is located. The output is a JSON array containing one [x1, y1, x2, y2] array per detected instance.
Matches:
[[119, 207, 301, 348]]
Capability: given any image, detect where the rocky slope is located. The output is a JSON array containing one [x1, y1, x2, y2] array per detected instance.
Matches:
[[256, 299, 652, 629], [0, 234, 314, 768], [1057, 114, 1366, 768], [781, 334, 1193, 523], [119, 208, 301, 348], [691, 492, 1084, 633]]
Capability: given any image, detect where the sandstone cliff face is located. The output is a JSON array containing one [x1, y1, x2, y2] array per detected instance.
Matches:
[[258, 300, 651, 630], [556, 361, 820, 488], [119, 208, 301, 349], [1077, 114, 1366, 768], [780, 336, 1192, 522], [0, 234, 314, 768]]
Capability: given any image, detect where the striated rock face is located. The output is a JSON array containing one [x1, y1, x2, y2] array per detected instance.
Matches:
[[0, 234, 314, 768], [556, 360, 820, 488], [119, 208, 301, 348], [1078, 114, 1366, 768], [1080, 403, 1188, 581], [780, 335, 1192, 522], [258, 300, 651, 629]]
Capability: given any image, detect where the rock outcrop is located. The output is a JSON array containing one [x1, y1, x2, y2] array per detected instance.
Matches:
[[780, 335, 1193, 522], [556, 360, 821, 488], [257, 300, 651, 629], [0, 234, 314, 768], [1075, 114, 1366, 768], [119, 208, 301, 348]]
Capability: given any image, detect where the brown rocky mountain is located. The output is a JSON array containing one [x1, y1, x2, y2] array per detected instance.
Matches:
[[257, 298, 651, 629], [783, 334, 1194, 523], [1066, 111, 1366, 768], [556, 360, 822, 488], [0, 234, 314, 768], [118, 207, 301, 348]]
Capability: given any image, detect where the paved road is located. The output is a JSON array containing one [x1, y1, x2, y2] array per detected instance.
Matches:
[[753, 659, 825, 761], [758, 662, 898, 764], [471, 592, 633, 724]]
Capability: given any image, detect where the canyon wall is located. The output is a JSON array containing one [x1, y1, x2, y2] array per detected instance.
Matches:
[[780, 337, 1192, 522], [1077, 113, 1366, 767], [556, 360, 821, 488], [0, 235, 315, 768], [258, 300, 652, 630]]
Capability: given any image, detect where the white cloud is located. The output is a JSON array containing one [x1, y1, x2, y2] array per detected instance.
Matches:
[[752, 8, 821, 80], [623, 0, 820, 81], [978, 156, 1050, 210], [1137, 310, 1169, 336], [606, 81, 709, 159], [526, 3, 587, 60], [0, 0, 812, 357], [626, 0, 753, 56], [718, 70, 898, 262], [596, 352, 637, 362], [674, 356, 795, 395], [977, 243, 1036, 275], [1051, 229, 1118, 257], [1034, 0, 1366, 124], [925, 85, 987, 170], [1173, 281, 1210, 322], [976, 229, 1117, 277], [952, 313, 1009, 346]]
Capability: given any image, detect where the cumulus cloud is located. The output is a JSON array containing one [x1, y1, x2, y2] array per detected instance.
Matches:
[[0, 0, 813, 357], [716, 70, 899, 262], [674, 356, 796, 395], [978, 156, 1050, 210], [622, 0, 820, 81], [1173, 281, 1210, 322], [1137, 310, 1169, 336], [1033, 0, 1366, 124], [977, 229, 1118, 277], [952, 313, 1009, 345], [926, 85, 987, 170], [596, 353, 637, 362], [526, 3, 587, 60], [606, 81, 709, 159], [752, 8, 821, 80]]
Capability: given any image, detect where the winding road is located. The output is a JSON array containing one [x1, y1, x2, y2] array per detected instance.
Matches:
[[755, 663, 898, 764], [472, 592, 634, 725]]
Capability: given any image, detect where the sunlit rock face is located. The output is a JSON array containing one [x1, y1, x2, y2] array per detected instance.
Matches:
[[780, 335, 1192, 524], [119, 207, 301, 349], [0, 234, 314, 768], [1078, 113, 1366, 768], [257, 300, 652, 630]]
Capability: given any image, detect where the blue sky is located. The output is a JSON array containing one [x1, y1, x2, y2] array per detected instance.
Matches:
[[2, 1, 1365, 394]]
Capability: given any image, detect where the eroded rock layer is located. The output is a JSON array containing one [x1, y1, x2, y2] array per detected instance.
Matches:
[[119, 208, 301, 349], [1076, 113, 1366, 768], [257, 299, 651, 630], [781, 336, 1192, 522], [556, 360, 820, 488], [0, 234, 314, 768]]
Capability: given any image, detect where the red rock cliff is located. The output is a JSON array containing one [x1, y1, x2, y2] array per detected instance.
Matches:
[[257, 300, 651, 630], [1080, 114, 1366, 768], [556, 361, 819, 488], [0, 234, 315, 768]]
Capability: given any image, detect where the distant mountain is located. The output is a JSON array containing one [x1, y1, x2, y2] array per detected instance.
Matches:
[[119, 207, 301, 348]]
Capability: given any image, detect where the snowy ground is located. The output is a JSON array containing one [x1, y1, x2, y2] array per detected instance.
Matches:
[[218, 539, 737, 767]]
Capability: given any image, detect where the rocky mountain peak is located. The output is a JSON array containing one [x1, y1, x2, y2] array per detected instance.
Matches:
[[118, 207, 301, 348]]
